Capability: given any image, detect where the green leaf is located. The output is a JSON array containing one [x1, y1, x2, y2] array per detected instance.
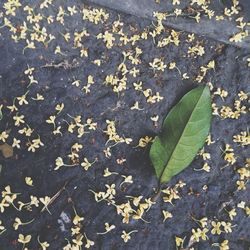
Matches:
[[149, 85, 212, 184]]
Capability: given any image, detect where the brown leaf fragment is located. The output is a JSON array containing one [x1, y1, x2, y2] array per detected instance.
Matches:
[[0, 143, 14, 158]]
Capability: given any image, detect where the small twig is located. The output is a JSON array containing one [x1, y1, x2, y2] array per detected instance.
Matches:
[[41, 59, 80, 70], [41, 180, 70, 213]]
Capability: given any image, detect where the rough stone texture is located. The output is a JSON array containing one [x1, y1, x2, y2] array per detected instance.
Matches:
[[0, 0, 249, 250]]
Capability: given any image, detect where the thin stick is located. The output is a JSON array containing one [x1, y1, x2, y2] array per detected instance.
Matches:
[[41, 180, 70, 213]]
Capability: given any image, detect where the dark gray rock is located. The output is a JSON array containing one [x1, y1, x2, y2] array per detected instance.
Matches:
[[0, 0, 249, 250]]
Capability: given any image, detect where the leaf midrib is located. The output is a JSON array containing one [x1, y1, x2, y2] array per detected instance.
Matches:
[[159, 88, 206, 182]]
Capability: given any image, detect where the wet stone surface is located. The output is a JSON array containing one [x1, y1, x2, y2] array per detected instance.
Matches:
[[0, 0, 249, 250], [87, 0, 250, 49]]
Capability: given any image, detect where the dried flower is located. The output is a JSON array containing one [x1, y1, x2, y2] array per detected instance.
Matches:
[[121, 230, 138, 243]]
